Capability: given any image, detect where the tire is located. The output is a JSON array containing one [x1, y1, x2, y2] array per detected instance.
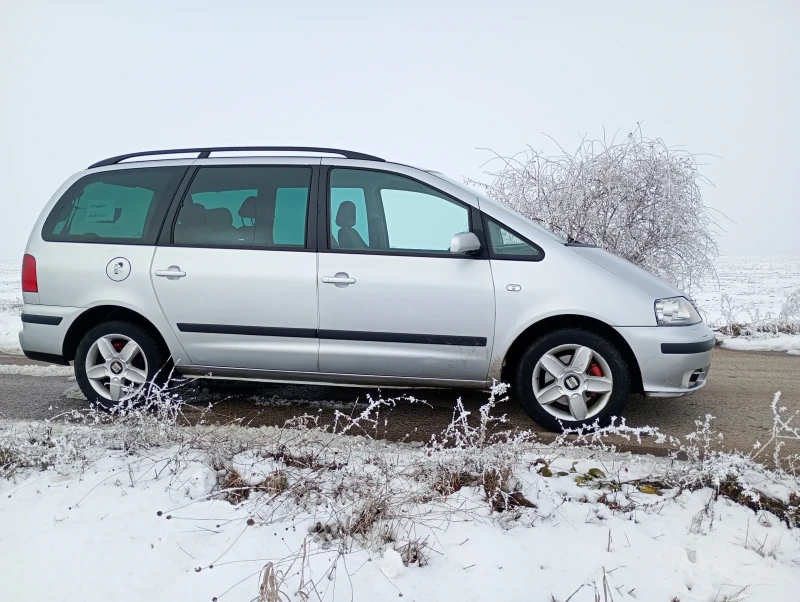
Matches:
[[74, 321, 169, 411], [514, 329, 630, 432]]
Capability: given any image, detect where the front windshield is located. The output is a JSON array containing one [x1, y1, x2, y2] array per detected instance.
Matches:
[[427, 170, 568, 244]]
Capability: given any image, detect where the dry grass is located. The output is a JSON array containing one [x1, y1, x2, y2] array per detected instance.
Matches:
[[0, 444, 21, 478], [259, 471, 289, 495], [220, 469, 249, 505], [256, 562, 289, 602], [717, 321, 800, 337]]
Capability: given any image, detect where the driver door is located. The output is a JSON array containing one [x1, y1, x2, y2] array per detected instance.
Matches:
[[316, 166, 495, 384]]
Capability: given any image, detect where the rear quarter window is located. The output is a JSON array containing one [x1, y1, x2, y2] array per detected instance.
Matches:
[[42, 167, 186, 244]]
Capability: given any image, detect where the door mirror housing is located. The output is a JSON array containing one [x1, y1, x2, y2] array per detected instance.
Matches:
[[449, 232, 481, 255]]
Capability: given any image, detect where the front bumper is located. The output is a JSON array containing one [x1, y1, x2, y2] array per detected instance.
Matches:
[[615, 322, 715, 397]]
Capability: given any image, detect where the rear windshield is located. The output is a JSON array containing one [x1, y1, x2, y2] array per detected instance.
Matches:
[[42, 167, 186, 244]]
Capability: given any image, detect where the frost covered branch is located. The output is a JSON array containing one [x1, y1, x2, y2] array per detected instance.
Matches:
[[469, 126, 721, 291]]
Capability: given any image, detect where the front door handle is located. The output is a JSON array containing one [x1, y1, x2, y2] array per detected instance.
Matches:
[[322, 272, 356, 287], [155, 266, 186, 279]]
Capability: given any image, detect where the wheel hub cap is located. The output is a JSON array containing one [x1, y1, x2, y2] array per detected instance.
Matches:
[[564, 374, 581, 391]]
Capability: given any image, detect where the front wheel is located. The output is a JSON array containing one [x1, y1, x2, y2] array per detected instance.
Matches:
[[515, 329, 630, 432], [74, 321, 168, 410]]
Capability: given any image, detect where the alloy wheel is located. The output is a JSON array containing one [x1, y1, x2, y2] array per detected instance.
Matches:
[[85, 334, 149, 402], [532, 343, 614, 422]]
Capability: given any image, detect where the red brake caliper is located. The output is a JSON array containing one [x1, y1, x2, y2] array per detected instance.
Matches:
[[587, 363, 603, 397], [112, 340, 125, 353]]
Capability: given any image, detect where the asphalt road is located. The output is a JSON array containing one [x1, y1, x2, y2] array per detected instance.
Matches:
[[1, 348, 798, 456]]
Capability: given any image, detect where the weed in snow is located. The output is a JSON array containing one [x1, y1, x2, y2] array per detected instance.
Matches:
[[1, 379, 799, 600]]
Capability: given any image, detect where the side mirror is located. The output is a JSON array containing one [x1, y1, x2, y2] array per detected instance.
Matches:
[[449, 232, 481, 255]]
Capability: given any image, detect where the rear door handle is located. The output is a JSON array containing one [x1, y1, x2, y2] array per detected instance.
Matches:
[[322, 272, 355, 287], [155, 266, 186, 279]]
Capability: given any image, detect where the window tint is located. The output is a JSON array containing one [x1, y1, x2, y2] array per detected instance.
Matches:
[[486, 219, 543, 259], [330, 188, 369, 249], [328, 169, 469, 254], [174, 166, 311, 248], [381, 190, 468, 252], [42, 167, 186, 244]]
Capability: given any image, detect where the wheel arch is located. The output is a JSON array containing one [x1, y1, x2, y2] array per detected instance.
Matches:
[[62, 305, 170, 362], [500, 314, 644, 394]]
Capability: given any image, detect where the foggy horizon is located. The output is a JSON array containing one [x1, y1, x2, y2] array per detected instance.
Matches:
[[2, 0, 798, 259]]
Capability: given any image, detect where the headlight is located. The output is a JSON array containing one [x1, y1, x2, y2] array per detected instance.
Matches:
[[654, 296, 702, 326]]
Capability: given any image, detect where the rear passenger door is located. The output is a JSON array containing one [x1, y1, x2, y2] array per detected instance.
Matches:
[[151, 160, 320, 372]]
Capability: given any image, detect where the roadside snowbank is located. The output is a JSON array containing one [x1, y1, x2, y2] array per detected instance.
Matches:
[[719, 333, 800, 355], [0, 312, 21, 355], [2, 445, 798, 602], [1, 386, 799, 602], [0, 363, 73, 376]]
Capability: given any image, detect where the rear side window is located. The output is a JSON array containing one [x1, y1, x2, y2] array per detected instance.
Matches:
[[42, 167, 186, 244], [173, 166, 311, 248]]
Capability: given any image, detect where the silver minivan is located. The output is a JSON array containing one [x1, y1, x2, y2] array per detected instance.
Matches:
[[19, 147, 714, 431]]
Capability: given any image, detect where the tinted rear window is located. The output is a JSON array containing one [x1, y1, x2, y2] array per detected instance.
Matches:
[[42, 167, 186, 244]]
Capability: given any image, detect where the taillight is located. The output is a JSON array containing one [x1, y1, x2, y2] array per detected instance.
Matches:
[[22, 254, 38, 293]]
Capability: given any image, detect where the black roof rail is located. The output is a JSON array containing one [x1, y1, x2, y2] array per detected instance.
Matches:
[[88, 146, 385, 169]]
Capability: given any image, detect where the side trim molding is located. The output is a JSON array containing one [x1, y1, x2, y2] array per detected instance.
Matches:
[[661, 339, 715, 354], [318, 329, 486, 347], [177, 323, 317, 339], [21, 314, 63, 326], [175, 323, 487, 347]]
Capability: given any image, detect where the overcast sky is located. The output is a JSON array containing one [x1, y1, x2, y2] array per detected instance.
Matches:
[[1, 0, 798, 259]]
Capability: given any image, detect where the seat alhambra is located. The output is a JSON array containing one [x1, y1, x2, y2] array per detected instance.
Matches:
[[19, 147, 714, 431]]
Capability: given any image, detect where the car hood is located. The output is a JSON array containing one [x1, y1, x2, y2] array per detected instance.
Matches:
[[567, 245, 684, 299]]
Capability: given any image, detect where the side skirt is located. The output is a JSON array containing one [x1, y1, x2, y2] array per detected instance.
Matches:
[[178, 365, 489, 390]]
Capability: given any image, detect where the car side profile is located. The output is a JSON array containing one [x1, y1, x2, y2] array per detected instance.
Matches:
[[19, 147, 715, 431]]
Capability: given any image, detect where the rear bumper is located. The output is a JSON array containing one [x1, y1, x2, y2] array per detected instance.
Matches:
[[615, 323, 715, 397], [18, 304, 82, 364], [22, 350, 69, 365]]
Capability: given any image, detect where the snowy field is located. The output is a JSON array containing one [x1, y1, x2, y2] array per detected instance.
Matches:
[[0, 259, 22, 354], [693, 256, 800, 327], [1, 390, 799, 602], [2, 255, 799, 355]]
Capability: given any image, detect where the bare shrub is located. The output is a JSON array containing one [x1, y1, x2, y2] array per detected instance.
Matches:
[[470, 126, 720, 291], [780, 288, 800, 322], [398, 537, 429, 567], [3, 375, 799, 601], [714, 290, 800, 336], [0, 444, 22, 478]]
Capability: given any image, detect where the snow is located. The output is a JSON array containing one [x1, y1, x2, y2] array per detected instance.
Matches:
[[720, 333, 800, 354], [0, 259, 22, 354], [693, 256, 800, 326], [0, 363, 74, 376], [1, 420, 799, 602], [378, 548, 406, 579]]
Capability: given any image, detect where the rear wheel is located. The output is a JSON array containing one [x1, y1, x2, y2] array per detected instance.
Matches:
[[515, 329, 630, 432], [74, 321, 168, 410]]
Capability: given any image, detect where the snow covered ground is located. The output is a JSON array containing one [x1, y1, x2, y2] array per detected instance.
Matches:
[[1, 401, 799, 602], [0, 363, 74, 376], [0, 259, 22, 354], [1, 255, 799, 355], [693, 256, 800, 326]]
